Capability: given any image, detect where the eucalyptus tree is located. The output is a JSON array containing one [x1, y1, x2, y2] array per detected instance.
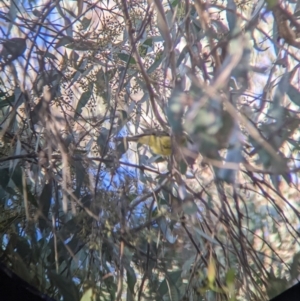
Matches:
[[0, 1, 300, 301]]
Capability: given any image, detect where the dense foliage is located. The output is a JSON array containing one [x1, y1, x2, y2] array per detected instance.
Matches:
[[1, 0, 300, 301]]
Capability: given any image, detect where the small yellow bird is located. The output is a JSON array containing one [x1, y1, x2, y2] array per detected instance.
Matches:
[[138, 134, 172, 156], [116, 131, 192, 156], [116, 132, 172, 156]]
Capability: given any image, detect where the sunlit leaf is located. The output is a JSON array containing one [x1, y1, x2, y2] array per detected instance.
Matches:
[[207, 259, 216, 286], [0, 3, 299, 301], [225, 269, 235, 286], [80, 288, 97, 301], [266, 0, 279, 9]]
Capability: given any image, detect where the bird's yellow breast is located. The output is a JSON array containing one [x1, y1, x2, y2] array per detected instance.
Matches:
[[138, 135, 172, 156]]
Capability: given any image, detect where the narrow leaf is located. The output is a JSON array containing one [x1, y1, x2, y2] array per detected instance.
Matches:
[[76, 85, 93, 116], [226, 0, 237, 32]]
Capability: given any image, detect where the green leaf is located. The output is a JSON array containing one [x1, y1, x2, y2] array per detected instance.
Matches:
[[167, 80, 185, 133], [126, 266, 137, 294], [226, 0, 237, 32], [0, 38, 26, 60], [171, 0, 179, 7], [0, 168, 10, 188], [77, 0, 83, 16], [147, 55, 163, 74], [266, 272, 288, 299], [290, 252, 300, 280], [167, 271, 181, 286], [35, 50, 58, 61], [116, 138, 128, 156], [0, 94, 14, 108], [66, 42, 94, 51], [76, 85, 93, 116], [207, 259, 216, 285], [225, 269, 235, 286], [156, 7, 170, 44], [117, 110, 128, 128], [158, 278, 168, 296], [138, 45, 148, 57], [10, 166, 23, 190], [74, 160, 85, 197], [117, 53, 136, 64], [70, 50, 80, 68], [266, 0, 279, 9], [217, 145, 243, 183], [63, 7, 77, 19], [176, 45, 188, 67], [95, 68, 106, 91], [0, 88, 6, 97], [39, 182, 52, 217], [48, 271, 80, 301], [34, 70, 61, 95], [182, 200, 198, 215], [158, 217, 177, 244], [63, 214, 85, 237], [106, 68, 117, 81], [127, 287, 134, 301], [103, 273, 117, 300], [81, 288, 97, 301], [179, 160, 187, 175], [143, 38, 153, 47], [287, 84, 300, 107], [97, 128, 109, 153], [56, 36, 74, 48], [15, 236, 31, 262], [11, 252, 32, 284], [81, 17, 92, 30], [32, 9, 41, 17], [38, 182, 52, 231]]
